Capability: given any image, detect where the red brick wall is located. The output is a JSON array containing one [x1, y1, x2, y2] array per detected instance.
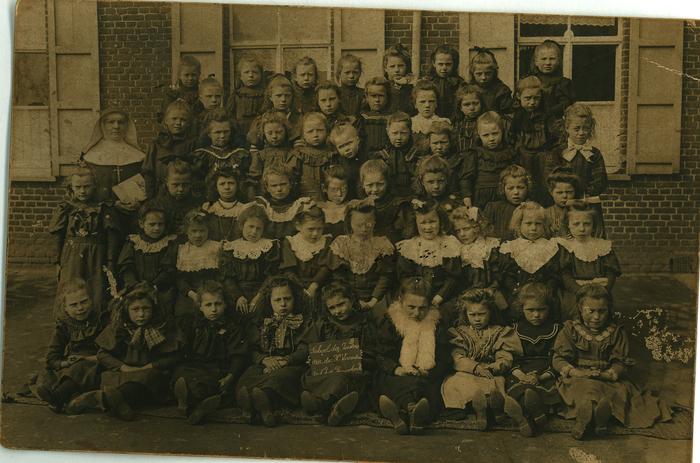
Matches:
[[419, 11, 460, 76], [385, 10, 414, 55], [602, 20, 700, 272], [97, 1, 172, 149]]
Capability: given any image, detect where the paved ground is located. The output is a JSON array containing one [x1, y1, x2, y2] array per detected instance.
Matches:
[[0, 266, 697, 462]]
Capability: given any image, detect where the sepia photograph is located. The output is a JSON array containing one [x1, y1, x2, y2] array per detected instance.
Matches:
[[0, 1, 697, 462]]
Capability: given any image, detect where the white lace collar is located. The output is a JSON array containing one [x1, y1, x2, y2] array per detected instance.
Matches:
[[319, 201, 347, 224], [396, 235, 461, 268], [460, 237, 501, 269], [330, 235, 395, 274], [128, 234, 177, 253], [286, 233, 328, 262], [256, 196, 312, 223], [556, 237, 613, 262], [223, 238, 275, 259], [204, 200, 251, 218], [176, 240, 220, 272], [499, 238, 559, 274]]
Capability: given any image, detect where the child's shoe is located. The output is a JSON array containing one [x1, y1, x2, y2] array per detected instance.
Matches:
[[103, 387, 135, 421], [327, 391, 359, 426], [571, 400, 593, 440], [593, 397, 612, 436], [235, 387, 254, 424], [174, 377, 189, 417], [472, 392, 488, 431], [408, 397, 430, 434], [35, 384, 63, 413], [379, 395, 408, 435], [187, 394, 222, 425], [251, 387, 276, 427], [488, 390, 506, 424], [523, 389, 546, 426], [300, 390, 322, 416], [64, 390, 105, 415], [504, 396, 533, 437]]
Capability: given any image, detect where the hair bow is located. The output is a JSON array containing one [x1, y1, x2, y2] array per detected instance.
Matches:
[[466, 207, 480, 222], [411, 198, 426, 209]]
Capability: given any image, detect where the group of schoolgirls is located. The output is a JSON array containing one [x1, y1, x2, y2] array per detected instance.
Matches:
[[39, 38, 671, 439]]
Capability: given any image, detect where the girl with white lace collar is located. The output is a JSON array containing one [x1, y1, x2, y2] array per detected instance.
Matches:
[[201, 166, 251, 243], [373, 278, 450, 435], [441, 288, 521, 431], [253, 162, 311, 240], [220, 204, 280, 317], [498, 202, 561, 322], [450, 206, 504, 307], [175, 210, 221, 318], [317, 164, 350, 238], [117, 204, 177, 299], [327, 201, 395, 314], [396, 199, 461, 315], [558, 202, 621, 321], [279, 206, 331, 306]]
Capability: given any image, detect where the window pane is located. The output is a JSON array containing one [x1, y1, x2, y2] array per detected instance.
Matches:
[[15, 0, 46, 50], [231, 5, 278, 43], [279, 7, 329, 43], [571, 17, 618, 37], [572, 45, 616, 102], [13, 53, 49, 106], [519, 15, 567, 37], [283, 48, 330, 83], [518, 46, 536, 79]]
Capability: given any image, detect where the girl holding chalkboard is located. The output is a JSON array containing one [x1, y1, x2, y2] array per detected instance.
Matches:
[[297, 281, 379, 426]]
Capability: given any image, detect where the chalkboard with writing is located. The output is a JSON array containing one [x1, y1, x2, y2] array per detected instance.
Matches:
[[308, 338, 363, 376]]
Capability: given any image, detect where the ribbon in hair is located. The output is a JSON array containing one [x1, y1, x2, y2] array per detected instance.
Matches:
[[466, 207, 480, 222], [411, 198, 426, 210]]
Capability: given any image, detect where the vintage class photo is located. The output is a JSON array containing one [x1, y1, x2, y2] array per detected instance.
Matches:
[[1, 2, 697, 462]]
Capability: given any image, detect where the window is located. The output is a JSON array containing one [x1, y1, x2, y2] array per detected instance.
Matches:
[[229, 6, 332, 82], [517, 15, 623, 171]]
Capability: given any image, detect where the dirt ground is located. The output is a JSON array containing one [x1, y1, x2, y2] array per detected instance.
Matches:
[[0, 266, 696, 462]]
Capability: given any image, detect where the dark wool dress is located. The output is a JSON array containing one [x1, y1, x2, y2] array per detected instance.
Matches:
[[173, 312, 251, 401], [427, 75, 465, 118], [339, 85, 365, 117], [142, 131, 196, 198], [372, 303, 450, 418], [174, 240, 221, 318], [237, 313, 308, 407], [483, 200, 518, 241], [145, 191, 201, 238], [279, 234, 331, 288], [96, 319, 183, 402], [510, 108, 556, 204], [249, 146, 290, 185], [326, 235, 395, 303], [192, 145, 251, 191], [372, 195, 413, 243], [387, 82, 415, 115], [498, 238, 562, 321], [477, 78, 514, 116], [49, 200, 120, 313], [358, 110, 390, 153], [44, 311, 109, 392], [532, 72, 575, 121], [220, 238, 280, 304], [452, 115, 480, 154], [370, 142, 422, 200], [395, 236, 462, 303], [459, 237, 502, 291], [201, 201, 252, 243], [226, 83, 266, 137], [285, 145, 334, 202], [292, 81, 317, 114], [254, 196, 308, 241], [299, 311, 379, 410], [463, 145, 518, 209], [506, 320, 561, 407]]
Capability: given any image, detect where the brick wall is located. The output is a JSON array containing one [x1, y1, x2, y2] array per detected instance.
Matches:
[[97, 1, 172, 149], [6, 11, 699, 272], [602, 21, 700, 272], [419, 11, 460, 76]]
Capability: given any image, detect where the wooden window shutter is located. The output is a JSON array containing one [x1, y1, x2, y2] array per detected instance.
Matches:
[[459, 13, 516, 89], [627, 19, 683, 175], [11, 0, 52, 180], [172, 3, 224, 82], [48, 0, 100, 171], [333, 9, 385, 86]]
